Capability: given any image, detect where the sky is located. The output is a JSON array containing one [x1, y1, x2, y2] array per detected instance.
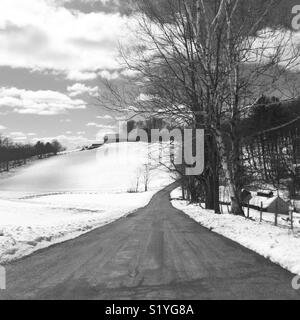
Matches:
[[0, 0, 300, 149], [0, 0, 134, 149]]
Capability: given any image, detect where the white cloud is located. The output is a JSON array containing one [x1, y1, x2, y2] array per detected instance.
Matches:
[[86, 122, 115, 129], [66, 70, 98, 81], [67, 83, 99, 97], [10, 132, 24, 136], [58, 0, 118, 6], [96, 115, 113, 120], [247, 28, 300, 70], [86, 122, 98, 127], [0, 125, 7, 130], [0, 0, 134, 77], [97, 124, 115, 129], [0, 87, 86, 115], [13, 136, 27, 141], [121, 69, 140, 78], [9, 131, 27, 141], [60, 119, 72, 123], [98, 70, 119, 80], [115, 116, 126, 121], [7, 131, 37, 141]]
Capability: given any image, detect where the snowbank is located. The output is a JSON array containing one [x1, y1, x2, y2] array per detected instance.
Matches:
[[171, 188, 300, 276], [0, 192, 155, 263], [0, 142, 175, 263]]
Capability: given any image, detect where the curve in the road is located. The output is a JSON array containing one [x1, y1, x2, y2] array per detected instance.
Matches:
[[1, 184, 299, 300]]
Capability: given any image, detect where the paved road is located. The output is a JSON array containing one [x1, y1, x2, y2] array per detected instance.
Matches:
[[1, 184, 299, 300]]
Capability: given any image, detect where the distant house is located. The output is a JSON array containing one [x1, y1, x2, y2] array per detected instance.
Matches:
[[250, 194, 289, 215]]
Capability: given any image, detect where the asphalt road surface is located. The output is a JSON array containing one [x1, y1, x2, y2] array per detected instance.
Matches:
[[1, 184, 299, 300]]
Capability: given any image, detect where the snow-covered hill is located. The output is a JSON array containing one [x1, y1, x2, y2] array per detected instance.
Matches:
[[0, 142, 175, 263]]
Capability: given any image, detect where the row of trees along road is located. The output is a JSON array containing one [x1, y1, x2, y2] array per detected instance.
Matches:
[[0, 137, 65, 172], [99, 0, 300, 215]]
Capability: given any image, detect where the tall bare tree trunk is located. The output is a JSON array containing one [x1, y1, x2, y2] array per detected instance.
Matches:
[[213, 146, 220, 214], [215, 130, 244, 216]]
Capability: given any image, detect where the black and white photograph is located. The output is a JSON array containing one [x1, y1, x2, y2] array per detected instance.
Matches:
[[0, 0, 300, 302]]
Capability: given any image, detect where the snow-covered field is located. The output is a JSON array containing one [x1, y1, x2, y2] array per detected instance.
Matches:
[[0, 142, 174, 263], [171, 188, 300, 276]]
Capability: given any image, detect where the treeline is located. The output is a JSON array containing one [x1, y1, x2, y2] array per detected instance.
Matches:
[[241, 96, 300, 197], [0, 137, 65, 172], [178, 96, 300, 208]]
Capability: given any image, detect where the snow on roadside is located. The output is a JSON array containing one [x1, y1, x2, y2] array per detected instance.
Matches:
[[171, 188, 300, 276], [0, 142, 175, 264], [0, 192, 156, 263]]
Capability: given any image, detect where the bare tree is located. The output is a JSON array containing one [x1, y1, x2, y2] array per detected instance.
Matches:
[[99, 0, 300, 215]]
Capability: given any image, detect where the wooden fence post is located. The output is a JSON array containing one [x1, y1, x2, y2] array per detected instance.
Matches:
[[247, 201, 250, 219], [289, 205, 294, 231], [275, 200, 278, 227]]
